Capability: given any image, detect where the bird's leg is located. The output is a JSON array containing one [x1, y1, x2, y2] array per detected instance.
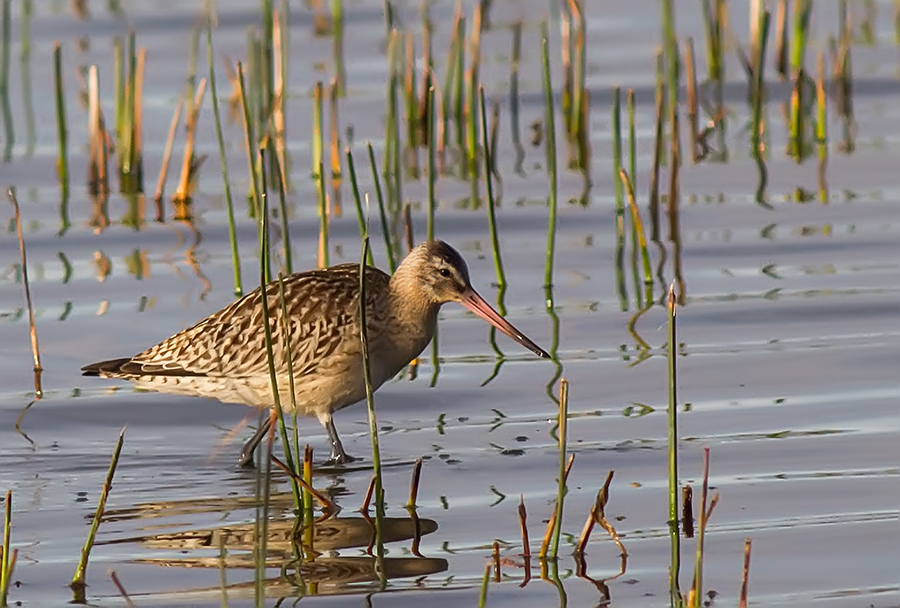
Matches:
[[238, 413, 275, 468], [324, 416, 357, 465]]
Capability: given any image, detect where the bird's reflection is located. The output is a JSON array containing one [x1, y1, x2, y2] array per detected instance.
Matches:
[[99, 489, 447, 597]]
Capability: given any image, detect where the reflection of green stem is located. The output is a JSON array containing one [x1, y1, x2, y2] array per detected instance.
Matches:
[[666, 285, 681, 603], [20, 0, 34, 156], [429, 325, 440, 388], [53, 43, 68, 199], [208, 25, 243, 296], [483, 284, 507, 380], [0, 0, 14, 161], [367, 142, 396, 272], [540, 25, 558, 289], [543, 286, 563, 403]]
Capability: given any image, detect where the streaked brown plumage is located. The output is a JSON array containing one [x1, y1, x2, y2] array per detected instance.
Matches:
[[82, 240, 549, 466]]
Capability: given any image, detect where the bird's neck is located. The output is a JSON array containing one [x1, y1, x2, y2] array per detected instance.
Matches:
[[383, 271, 440, 364]]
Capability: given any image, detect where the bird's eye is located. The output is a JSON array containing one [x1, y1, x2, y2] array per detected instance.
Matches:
[[438, 268, 452, 278]]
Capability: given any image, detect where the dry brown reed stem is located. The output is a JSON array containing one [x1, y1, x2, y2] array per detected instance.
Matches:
[[739, 537, 752, 607], [491, 540, 501, 582], [7, 187, 42, 383], [87, 66, 108, 194], [269, 455, 336, 511], [360, 475, 376, 513], [403, 202, 414, 253], [682, 485, 694, 538], [539, 453, 575, 557], [518, 496, 530, 558], [408, 457, 423, 508], [154, 100, 183, 203], [108, 569, 137, 608], [173, 79, 208, 202], [775, 0, 788, 80]]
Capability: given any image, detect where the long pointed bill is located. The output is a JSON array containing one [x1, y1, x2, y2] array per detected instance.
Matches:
[[459, 288, 551, 359]]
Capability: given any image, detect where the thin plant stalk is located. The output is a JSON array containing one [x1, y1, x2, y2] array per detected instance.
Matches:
[[0, 490, 13, 607], [237, 62, 261, 215], [739, 538, 753, 608], [153, 100, 183, 203], [358, 235, 385, 559], [270, 149, 292, 274], [207, 23, 243, 296], [477, 562, 490, 607], [71, 428, 125, 595], [750, 10, 771, 159], [53, 43, 68, 196], [666, 283, 681, 601], [275, 274, 302, 510], [312, 81, 323, 181], [7, 187, 42, 386], [479, 86, 505, 287], [691, 447, 711, 607], [172, 79, 207, 202], [346, 147, 374, 265], [366, 141, 396, 272], [87, 65, 108, 195], [619, 169, 653, 287], [317, 160, 329, 268], [426, 86, 436, 240], [540, 24, 558, 289], [548, 378, 569, 558]]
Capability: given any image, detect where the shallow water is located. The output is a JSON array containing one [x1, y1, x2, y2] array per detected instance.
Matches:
[[1, 1, 898, 607]]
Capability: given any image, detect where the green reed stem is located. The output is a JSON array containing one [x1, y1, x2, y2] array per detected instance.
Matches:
[[52, 41, 68, 190], [386, 32, 402, 211], [661, 0, 679, 118], [359, 235, 385, 558], [692, 448, 711, 608], [366, 141, 396, 272], [270, 149, 292, 274], [312, 81, 323, 180], [275, 273, 302, 497], [479, 86, 505, 287], [750, 11, 770, 159], [317, 160, 329, 267], [1, 490, 12, 607], [72, 428, 125, 595], [477, 562, 491, 608], [426, 86, 436, 240], [208, 25, 243, 297], [666, 284, 681, 602], [549, 378, 569, 558], [453, 15, 466, 153], [0, 0, 12, 161], [540, 24, 558, 289], [815, 51, 827, 162], [347, 147, 374, 265], [569, 0, 585, 141], [237, 62, 262, 217]]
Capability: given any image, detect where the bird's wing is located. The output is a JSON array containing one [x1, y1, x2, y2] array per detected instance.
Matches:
[[119, 265, 391, 378]]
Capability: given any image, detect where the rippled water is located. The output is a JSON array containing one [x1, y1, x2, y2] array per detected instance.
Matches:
[[0, 1, 898, 607]]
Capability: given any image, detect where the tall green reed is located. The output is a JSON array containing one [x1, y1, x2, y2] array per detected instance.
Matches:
[[666, 284, 681, 603], [366, 141, 396, 272], [540, 24, 558, 289], [480, 87, 505, 288], [53, 43, 68, 198], [0, 491, 15, 608]]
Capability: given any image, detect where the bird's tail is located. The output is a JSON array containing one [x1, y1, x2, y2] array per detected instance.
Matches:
[[81, 358, 132, 376]]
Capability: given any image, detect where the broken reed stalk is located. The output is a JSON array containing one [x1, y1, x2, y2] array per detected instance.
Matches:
[[71, 428, 125, 595], [682, 486, 695, 538], [87, 65, 108, 195], [276, 273, 302, 509], [739, 537, 753, 608], [479, 87, 505, 288], [117, 33, 144, 193], [1, 491, 14, 608], [407, 457, 423, 508], [53, 43, 68, 194], [269, 456, 336, 511], [750, 9, 771, 159], [492, 540, 501, 582], [153, 100, 183, 203], [303, 446, 314, 528], [815, 51, 827, 167], [576, 470, 626, 556], [775, 0, 788, 79], [518, 496, 530, 557], [699, 0, 723, 83], [7, 187, 42, 387], [666, 283, 681, 601], [548, 378, 569, 558], [358, 235, 385, 556], [540, 24, 558, 289], [172, 79, 207, 202], [108, 569, 137, 608], [366, 141, 396, 273], [788, 0, 812, 157], [207, 23, 242, 296], [691, 447, 712, 608], [346, 147, 374, 266], [619, 169, 653, 287]]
